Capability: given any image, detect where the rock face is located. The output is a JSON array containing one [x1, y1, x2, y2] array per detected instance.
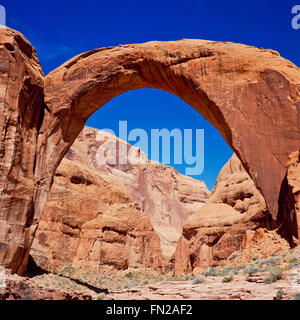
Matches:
[[1, 27, 300, 274], [0, 28, 44, 274], [40, 37, 300, 228], [226, 228, 290, 266], [0, 274, 92, 300], [174, 155, 277, 274], [31, 158, 163, 273], [277, 150, 300, 245], [64, 127, 210, 260], [208, 153, 275, 227]]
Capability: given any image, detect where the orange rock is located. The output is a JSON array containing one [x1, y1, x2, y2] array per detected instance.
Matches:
[[226, 228, 290, 266], [276, 150, 300, 246], [31, 158, 164, 273], [1, 27, 300, 274], [64, 127, 210, 261], [0, 28, 44, 274], [174, 155, 282, 274]]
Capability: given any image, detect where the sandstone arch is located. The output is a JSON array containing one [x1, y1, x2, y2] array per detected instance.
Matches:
[[0, 28, 300, 274]]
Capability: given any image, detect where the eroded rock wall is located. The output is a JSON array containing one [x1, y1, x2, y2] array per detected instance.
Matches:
[[31, 158, 163, 273]]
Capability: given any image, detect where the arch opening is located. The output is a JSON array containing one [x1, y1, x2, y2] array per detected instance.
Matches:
[[2, 30, 300, 274]]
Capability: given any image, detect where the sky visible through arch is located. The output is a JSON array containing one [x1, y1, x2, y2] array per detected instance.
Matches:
[[3, 0, 299, 190]]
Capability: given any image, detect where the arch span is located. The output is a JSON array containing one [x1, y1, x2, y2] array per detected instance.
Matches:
[[39, 39, 300, 220], [0, 28, 300, 274]]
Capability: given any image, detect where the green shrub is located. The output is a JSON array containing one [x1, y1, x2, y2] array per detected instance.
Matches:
[[264, 267, 283, 284], [293, 293, 300, 300], [125, 272, 134, 279], [125, 283, 137, 289], [219, 266, 233, 277], [244, 267, 259, 276], [222, 274, 234, 283], [203, 267, 219, 277], [192, 277, 205, 285], [274, 289, 284, 300]]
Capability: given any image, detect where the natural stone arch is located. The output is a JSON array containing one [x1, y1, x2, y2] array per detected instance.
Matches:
[[0, 28, 300, 274], [39, 38, 300, 221]]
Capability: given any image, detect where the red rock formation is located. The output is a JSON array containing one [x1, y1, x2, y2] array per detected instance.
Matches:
[[64, 127, 210, 260], [174, 155, 279, 274], [1, 27, 300, 274], [40, 38, 300, 227], [31, 158, 163, 273], [226, 228, 290, 266], [0, 28, 44, 274], [209, 153, 274, 228], [277, 150, 300, 245], [0, 275, 92, 300]]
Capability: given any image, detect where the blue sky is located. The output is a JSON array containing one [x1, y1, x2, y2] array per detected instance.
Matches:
[[3, 0, 299, 189]]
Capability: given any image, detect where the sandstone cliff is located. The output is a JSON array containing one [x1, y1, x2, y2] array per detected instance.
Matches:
[[64, 127, 210, 260], [277, 150, 300, 245], [31, 158, 163, 273], [174, 154, 279, 274]]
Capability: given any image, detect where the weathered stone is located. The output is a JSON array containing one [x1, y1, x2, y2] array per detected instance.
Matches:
[[0, 27, 300, 274], [277, 150, 300, 245], [174, 155, 280, 274], [64, 127, 210, 260], [0, 28, 44, 274], [31, 158, 164, 273]]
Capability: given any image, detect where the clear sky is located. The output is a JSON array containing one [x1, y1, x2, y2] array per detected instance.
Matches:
[[3, 0, 299, 190]]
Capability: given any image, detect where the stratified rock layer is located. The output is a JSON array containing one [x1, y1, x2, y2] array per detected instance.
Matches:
[[174, 155, 277, 274], [1, 27, 300, 274], [64, 127, 210, 260], [0, 28, 44, 274], [31, 158, 163, 273], [277, 150, 300, 245]]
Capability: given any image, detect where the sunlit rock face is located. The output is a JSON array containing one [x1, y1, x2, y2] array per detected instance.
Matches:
[[1, 27, 300, 274], [174, 154, 279, 274], [32, 127, 210, 268], [31, 158, 164, 273]]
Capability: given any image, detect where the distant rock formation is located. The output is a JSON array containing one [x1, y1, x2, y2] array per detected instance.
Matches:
[[63, 127, 210, 260], [174, 154, 279, 274], [31, 158, 163, 273], [1, 28, 300, 275], [277, 150, 300, 245]]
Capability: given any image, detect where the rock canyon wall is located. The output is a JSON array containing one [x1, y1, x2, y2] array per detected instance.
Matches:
[[174, 154, 279, 274], [0, 28, 300, 273], [31, 127, 209, 271]]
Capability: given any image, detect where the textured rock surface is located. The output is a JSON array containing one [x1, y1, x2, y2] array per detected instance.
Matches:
[[209, 154, 270, 219], [31, 158, 163, 273], [1, 27, 300, 274], [226, 228, 290, 266], [107, 267, 300, 300], [0, 274, 92, 300], [174, 203, 257, 274], [64, 127, 210, 259], [174, 155, 277, 274], [277, 150, 300, 245], [0, 28, 44, 273], [40, 38, 300, 229]]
